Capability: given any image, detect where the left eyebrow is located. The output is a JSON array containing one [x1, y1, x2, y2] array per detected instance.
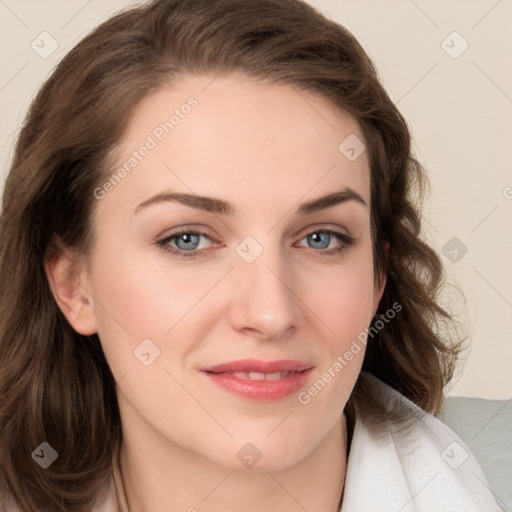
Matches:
[[296, 188, 368, 215]]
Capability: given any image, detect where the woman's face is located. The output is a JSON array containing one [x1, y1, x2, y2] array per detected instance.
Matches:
[[80, 74, 385, 471]]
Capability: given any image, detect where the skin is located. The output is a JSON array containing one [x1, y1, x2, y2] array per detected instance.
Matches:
[[46, 73, 386, 512]]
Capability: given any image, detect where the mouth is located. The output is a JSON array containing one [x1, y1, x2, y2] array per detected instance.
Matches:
[[200, 359, 313, 401], [220, 370, 300, 381]]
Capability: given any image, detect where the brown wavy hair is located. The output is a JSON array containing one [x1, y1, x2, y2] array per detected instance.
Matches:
[[0, 0, 463, 510]]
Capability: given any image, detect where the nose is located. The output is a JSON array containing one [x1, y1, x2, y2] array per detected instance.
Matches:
[[227, 248, 304, 341]]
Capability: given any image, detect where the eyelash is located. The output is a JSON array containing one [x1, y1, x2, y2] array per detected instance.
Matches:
[[155, 228, 356, 259]]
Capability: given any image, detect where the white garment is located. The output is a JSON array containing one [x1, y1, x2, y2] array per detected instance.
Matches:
[[2, 374, 502, 511], [339, 374, 502, 511]]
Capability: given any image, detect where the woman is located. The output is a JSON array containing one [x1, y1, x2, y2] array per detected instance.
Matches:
[[0, 0, 501, 511]]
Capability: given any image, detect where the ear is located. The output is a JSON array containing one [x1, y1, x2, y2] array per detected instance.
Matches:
[[371, 241, 389, 317], [44, 238, 98, 335]]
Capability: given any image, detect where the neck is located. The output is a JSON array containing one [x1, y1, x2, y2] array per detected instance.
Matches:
[[118, 412, 348, 512]]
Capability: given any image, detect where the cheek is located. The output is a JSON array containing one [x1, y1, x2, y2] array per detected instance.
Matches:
[[87, 245, 228, 369], [295, 258, 375, 420], [303, 252, 377, 351]]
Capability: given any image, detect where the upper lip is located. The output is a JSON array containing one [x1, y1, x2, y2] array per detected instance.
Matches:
[[201, 359, 312, 374]]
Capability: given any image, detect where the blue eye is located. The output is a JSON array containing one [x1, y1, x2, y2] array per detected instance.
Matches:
[[305, 231, 332, 249], [174, 232, 201, 251], [157, 230, 214, 256], [298, 230, 353, 252]]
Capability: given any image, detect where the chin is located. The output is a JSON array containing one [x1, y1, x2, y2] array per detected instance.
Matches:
[[196, 433, 319, 473]]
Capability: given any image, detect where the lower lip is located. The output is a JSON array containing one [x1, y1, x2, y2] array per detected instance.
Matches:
[[201, 369, 313, 401]]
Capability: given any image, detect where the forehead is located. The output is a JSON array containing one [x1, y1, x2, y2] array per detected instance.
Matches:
[[102, 74, 370, 215]]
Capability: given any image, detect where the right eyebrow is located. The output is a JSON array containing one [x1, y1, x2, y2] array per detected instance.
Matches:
[[134, 192, 234, 216]]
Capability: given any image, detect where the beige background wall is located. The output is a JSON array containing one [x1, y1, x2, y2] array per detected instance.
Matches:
[[1, 0, 510, 399]]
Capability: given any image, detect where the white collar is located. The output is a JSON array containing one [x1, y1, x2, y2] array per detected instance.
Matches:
[[340, 373, 501, 511]]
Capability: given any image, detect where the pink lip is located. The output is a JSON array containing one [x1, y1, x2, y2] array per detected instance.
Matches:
[[202, 359, 312, 373], [200, 359, 313, 401]]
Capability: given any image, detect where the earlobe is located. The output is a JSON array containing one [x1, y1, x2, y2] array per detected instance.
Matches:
[[44, 239, 98, 335]]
